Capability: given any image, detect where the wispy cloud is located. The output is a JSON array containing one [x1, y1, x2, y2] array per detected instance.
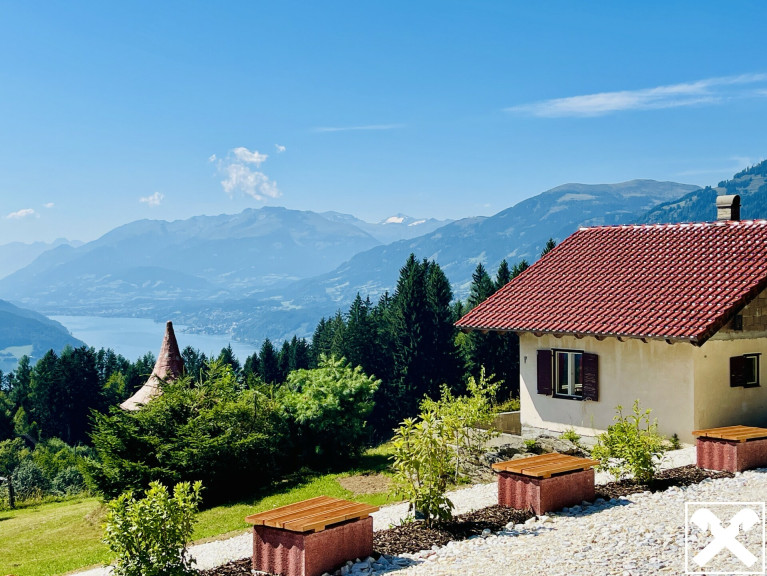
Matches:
[[6, 208, 37, 220], [313, 123, 403, 133], [139, 192, 164, 206], [507, 73, 767, 118], [215, 146, 280, 201], [43, 202, 54, 208], [275, 144, 286, 153]]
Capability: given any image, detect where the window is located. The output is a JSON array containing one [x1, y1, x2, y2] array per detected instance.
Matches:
[[537, 349, 598, 400], [730, 354, 760, 388], [555, 350, 583, 397]]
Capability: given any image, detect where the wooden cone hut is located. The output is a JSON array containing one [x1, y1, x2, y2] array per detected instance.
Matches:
[[120, 320, 185, 411]]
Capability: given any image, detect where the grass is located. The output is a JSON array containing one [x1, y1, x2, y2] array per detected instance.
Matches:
[[0, 444, 397, 576]]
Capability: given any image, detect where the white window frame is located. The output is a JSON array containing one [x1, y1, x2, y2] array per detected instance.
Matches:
[[553, 349, 583, 399], [745, 353, 760, 388]]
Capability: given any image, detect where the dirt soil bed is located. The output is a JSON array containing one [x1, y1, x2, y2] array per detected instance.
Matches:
[[198, 465, 734, 576]]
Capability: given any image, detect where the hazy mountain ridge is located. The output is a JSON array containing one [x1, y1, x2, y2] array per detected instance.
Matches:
[[163, 180, 700, 342], [0, 238, 81, 280], [0, 179, 707, 346], [0, 207, 386, 312], [0, 299, 85, 372], [639, 160, 767, 224]]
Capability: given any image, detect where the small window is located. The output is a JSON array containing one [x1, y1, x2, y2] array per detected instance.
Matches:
[[733, 314, 743, 331], [536, 349, 597, 400], [730, 354, 760, 388]]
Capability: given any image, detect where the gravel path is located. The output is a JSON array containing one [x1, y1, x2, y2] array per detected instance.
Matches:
[[74, 447, 699, 575]]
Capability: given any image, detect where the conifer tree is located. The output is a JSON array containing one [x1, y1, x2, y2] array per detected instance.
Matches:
[[259, 339, 280, 384]]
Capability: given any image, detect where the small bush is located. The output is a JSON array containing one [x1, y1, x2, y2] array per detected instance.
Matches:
[[51, 466, 85, 496], [277, 355, 380, 465], [523, 438, 537, 451], [104, 480, 202, 576], [591, 400, 667, 482], [12, 459, 48, 501], [560, 427, 581, 447], [390, 371, 499, 527], [669, 433, 682, 450], [494, 397, 520, 413]]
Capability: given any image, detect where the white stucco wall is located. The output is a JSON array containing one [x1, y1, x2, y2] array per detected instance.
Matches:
[[693, 336, 767, 430], [519, 333, 697, 442]]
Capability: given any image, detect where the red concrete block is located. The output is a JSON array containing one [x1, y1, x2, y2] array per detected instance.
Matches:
[[253, 516, 373, 576], [697, 437, 767, 472], [497, 468, 595, 515]]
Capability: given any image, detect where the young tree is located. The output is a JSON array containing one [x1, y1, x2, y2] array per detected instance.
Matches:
[[258, 339, 280, 385]]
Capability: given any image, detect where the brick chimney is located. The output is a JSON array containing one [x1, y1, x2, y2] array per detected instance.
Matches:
[[716, 194, 740, 221]]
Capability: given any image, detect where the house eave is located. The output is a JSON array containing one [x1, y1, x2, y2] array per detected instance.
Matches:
[[457, 324, 702, 345]]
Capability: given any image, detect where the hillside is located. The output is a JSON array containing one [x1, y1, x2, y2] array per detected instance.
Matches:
[[167, 180, 699, 342], [0, 299, 85, 372], [639, 160, 767, 224], [321, 212, 453, 244]]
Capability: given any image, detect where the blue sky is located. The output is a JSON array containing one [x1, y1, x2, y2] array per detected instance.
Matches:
[[1, 1, 766, 244]]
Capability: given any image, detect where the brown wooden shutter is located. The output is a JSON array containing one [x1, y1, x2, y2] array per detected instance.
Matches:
[[730, 355, 746, 387], [582, 352, 599, 401], [537, 349, 552, 395]]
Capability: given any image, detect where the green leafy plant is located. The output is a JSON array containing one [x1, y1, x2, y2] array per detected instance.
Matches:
[[669, 433, 682, 450], [390, 412, 454, 527], [103, 480, 202, 576], [523, 438, 537, 451], [421, 369, 500, 481], [277, 355, 380, 465], [493, 397, 520, 413], [390, 371, 499, 526], [560, 427, 581, 447], [591, 400, 667, 483]]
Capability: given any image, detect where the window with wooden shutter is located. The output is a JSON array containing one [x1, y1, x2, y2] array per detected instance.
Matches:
[[731, 354, 760, 387], [537, 349, 552, 395], [582, 352, 598, 401]]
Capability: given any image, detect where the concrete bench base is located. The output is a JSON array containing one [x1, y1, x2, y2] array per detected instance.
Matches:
[[697, 436, 767, 473], [497, 468, 595, 514], [252, 515, 373, 576]]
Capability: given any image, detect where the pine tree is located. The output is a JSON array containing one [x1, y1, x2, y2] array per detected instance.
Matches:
[[259, 339, 280, 384], [468, 263, 495, 310], [495, 259, 511, 290], [541, 238, 557, 257]]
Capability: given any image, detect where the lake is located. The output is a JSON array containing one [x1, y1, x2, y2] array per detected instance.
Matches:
[[51, 315, 257, 363]]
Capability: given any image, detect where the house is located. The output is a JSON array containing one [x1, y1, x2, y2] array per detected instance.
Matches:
[[120, 320, 184, 410], [456, 195, 767, 442]]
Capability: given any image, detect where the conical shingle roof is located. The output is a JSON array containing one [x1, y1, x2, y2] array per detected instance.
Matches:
[[120, 321, 185, 410]]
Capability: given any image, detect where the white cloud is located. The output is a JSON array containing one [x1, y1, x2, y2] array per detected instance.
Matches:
[[6, 208, 36, 220], [314, 124, 403, 133], [139, 192, 164, 206], [233, 147, 268, 166], [43, 202, 54, 208], [275, 144, 286, 153], [506, 73, 767, 118], [208, 154, 217, 163], [216, 147, 281, 201]]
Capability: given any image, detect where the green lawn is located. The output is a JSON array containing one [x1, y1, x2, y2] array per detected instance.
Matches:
[[0, 445, 397, 576]]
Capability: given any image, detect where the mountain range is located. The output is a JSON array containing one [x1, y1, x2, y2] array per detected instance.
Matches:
[[2, 160, 765, 351]]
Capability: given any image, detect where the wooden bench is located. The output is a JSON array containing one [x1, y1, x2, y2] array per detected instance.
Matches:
[[245, 496, 379, 576], [693, 425, 767, 472], [492, 453, 600, 514]]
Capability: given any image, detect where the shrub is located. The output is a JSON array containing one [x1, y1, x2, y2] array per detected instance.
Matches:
[[12, 459, 48, 501], [51, 466, 85, 496], [277, 355, 380, 465], [591, 400, 667, 482], [104, 480, 202, 576], [390, 412, 454, 527], [86, 361, 286, 503], [390, 371, 499, 526], [560, 427, 581, 447], [421, 369, 500, 481]]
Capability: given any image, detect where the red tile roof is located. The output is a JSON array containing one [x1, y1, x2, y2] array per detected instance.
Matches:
[[456, 220, 767, 345]]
